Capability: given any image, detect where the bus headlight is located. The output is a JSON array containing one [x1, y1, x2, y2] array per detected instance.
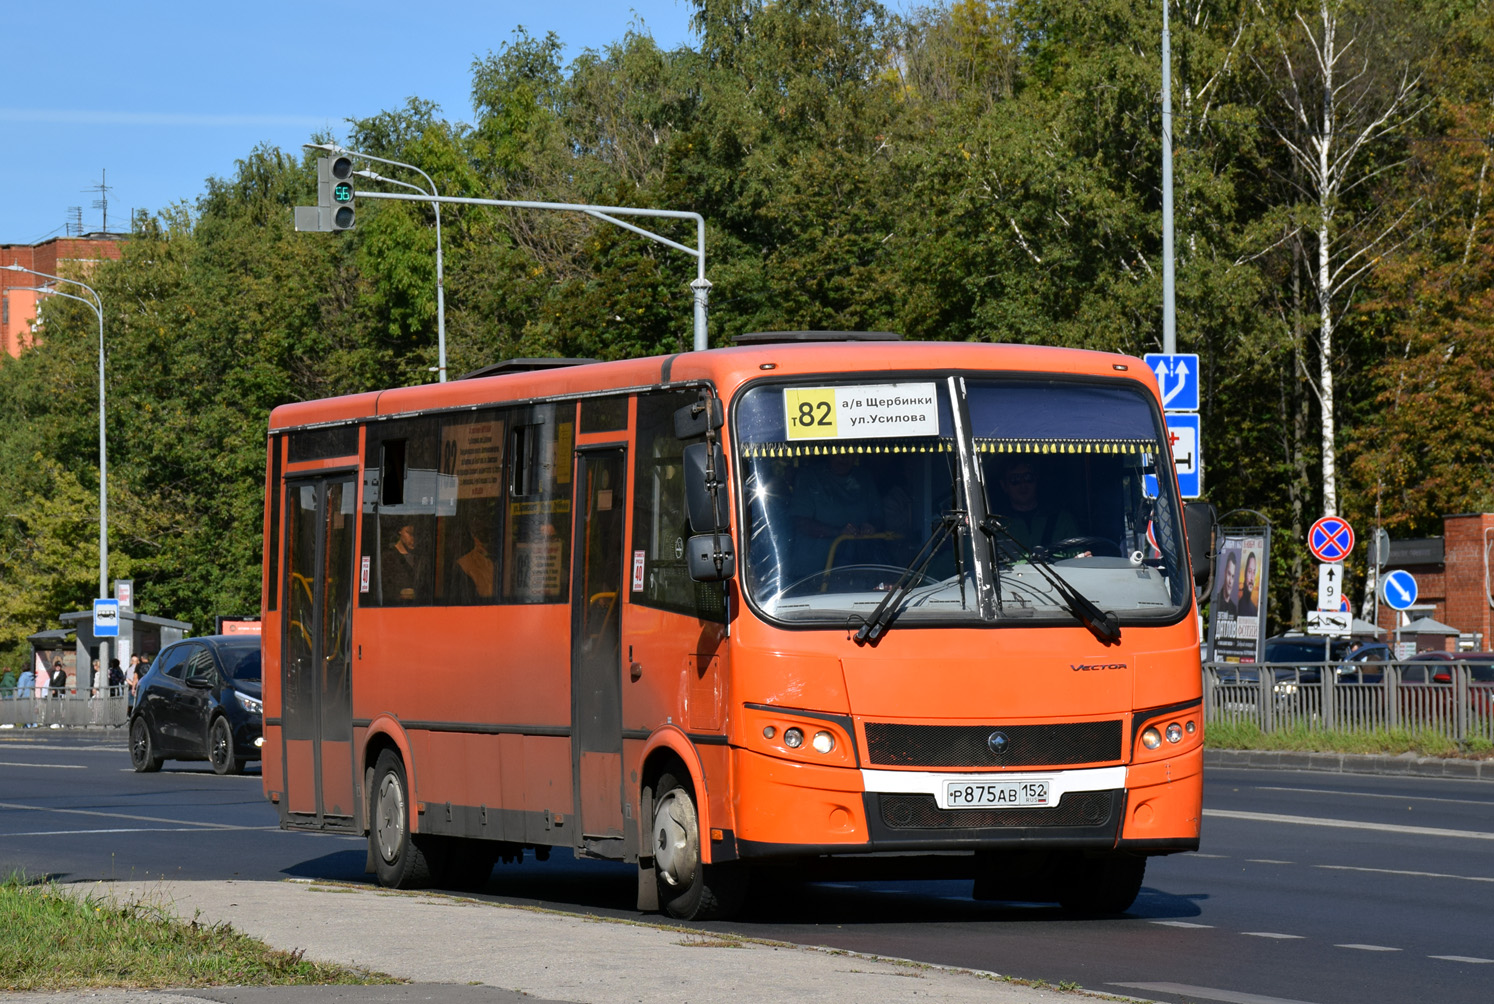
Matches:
[[783, 727, 804, 749], [812, 730, 835, 754], [1165, 722, 1183, 744], [1141, 726, 1163, 750]]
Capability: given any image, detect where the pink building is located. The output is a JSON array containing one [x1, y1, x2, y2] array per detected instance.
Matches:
[[0, 235, 124, 357]]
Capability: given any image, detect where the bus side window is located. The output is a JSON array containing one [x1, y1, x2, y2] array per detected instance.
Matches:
[[501, 404, 573, 604], [361, 420, 439, 606]]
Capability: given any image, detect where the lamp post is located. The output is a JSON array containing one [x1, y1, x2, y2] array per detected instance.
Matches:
[[3, 263, 110, 673], [306, 144, 448, 383]]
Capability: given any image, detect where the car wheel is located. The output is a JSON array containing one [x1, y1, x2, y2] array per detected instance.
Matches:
[[652, 770, 746, 920], [130, 716, 163, 773], [369, 750, 432, 889], [208, 716, 242, 775]]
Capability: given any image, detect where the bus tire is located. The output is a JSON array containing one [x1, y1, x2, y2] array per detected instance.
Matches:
[[370, 750, 432, 889], [130, 716, 163, 773], [652, 771, 745, 920], [1058, 853, 1145, 916]]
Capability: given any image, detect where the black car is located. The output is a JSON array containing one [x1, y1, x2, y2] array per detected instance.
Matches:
[[128, 635, 263, 775]]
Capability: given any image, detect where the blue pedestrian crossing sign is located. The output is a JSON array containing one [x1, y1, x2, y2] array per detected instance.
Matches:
[[1144, 412, 1201, 499], [1381, 569, 1418, 611], [1145, 353, 1200, 412], [93, 598, 120, 638]]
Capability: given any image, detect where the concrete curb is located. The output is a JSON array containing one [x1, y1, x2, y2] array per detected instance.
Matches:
[[1205, 747, 1494, 781]]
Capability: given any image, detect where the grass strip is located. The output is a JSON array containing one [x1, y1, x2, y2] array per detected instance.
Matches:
[[0, 873, 397, 992], [1205, 720, 1494, 759]]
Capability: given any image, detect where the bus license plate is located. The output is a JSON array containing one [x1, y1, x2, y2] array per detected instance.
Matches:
[[943, 778, 1051, 809]]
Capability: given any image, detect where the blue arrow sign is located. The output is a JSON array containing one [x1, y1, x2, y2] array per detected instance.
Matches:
[[1144, 353, 1200, 411], [1382, 569, 1418, 611]]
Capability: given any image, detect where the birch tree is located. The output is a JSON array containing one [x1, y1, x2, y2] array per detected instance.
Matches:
[[1251, 0, 1426, 518]]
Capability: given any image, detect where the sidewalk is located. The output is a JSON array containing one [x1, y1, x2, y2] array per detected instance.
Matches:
[[0, 878, 1095, 1004]]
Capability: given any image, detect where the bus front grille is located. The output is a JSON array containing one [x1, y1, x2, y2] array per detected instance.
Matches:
[[863, 720, 1123, 767], [878, 791, 1114, 829]]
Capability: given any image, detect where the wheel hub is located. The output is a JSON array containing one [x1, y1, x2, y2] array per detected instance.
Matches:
[[653, 789, 699, 888], [376, 774, 405, 864]]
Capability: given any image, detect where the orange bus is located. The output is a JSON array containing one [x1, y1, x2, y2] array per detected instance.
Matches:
[[260, 334, 1212, 919]]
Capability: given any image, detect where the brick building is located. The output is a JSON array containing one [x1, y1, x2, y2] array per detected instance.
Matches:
[[0, 235, 124, 357], [1375, 513, 1494, 652]]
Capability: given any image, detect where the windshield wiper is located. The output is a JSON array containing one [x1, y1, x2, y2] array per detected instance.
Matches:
[[854, 511, 964, 645], [978, 515, 1121, 645]]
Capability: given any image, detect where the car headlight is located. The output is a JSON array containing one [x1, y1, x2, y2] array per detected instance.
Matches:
[[236, 691, 263, 715]]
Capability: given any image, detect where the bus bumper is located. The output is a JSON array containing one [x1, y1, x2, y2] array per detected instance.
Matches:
[[729, 746, 1200, 861]]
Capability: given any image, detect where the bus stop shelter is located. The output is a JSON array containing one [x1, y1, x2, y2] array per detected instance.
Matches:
[[57, 608, 192, 688]]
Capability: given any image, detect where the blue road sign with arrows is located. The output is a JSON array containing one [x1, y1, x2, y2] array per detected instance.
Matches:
[[1382, 569, 1418, 611], [1145, 353, 1200, 411]]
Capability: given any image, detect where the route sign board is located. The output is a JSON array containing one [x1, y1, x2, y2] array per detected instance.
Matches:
[[93, 598, 120, 638], [1382, 569, 1418, 611], [1308, 516, 1355, 563], [1307, 609, 1351, 636], [1145, 353, 1200, 411], [1317, 562, 1345, 612], [1144, 412, 1201, 499]]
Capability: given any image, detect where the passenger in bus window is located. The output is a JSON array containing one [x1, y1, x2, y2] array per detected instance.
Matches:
[[990, 460, 1078, 553], [382, 521, 427, 603], [454, 524, 496, 602], [790, 453, 885, 580]]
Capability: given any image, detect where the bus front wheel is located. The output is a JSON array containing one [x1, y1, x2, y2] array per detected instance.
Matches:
[[652, 771, 745, 920], [370, 750, 433, 889], [1058, 853, 1146, 915]]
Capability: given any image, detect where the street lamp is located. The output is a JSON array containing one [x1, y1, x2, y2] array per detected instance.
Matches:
[[305, 144, 448, 383], [2, 263, 110, 604]]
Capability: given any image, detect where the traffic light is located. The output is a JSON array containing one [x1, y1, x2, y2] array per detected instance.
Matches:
[[293, 155, 356, 232], [321, 155, 355, 230]]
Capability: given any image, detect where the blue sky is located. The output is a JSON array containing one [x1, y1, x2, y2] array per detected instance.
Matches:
[[0, 1, 704, 245]]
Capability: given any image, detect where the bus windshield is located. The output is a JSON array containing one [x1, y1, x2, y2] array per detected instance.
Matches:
[[735, 377, 1190, 627]]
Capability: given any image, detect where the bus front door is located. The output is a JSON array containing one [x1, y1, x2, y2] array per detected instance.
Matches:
[[571, 448, 627, 856], [282, 475, 358, 830]]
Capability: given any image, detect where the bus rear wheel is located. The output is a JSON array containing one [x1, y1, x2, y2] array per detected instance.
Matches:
[[370, 750, 432, 889], [652, 771, 745, 920], [1058, 853, 1146, 915]]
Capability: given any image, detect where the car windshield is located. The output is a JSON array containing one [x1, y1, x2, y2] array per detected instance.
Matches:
[[734, 377, 1189, 627], [219, 644, 261, 681]]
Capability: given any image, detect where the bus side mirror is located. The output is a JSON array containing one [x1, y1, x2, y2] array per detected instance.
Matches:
[[673, 396, 723, 439], [682, 442, 727, 533], [686, 534, 736, 582], [1183, 501, 1217, 593]]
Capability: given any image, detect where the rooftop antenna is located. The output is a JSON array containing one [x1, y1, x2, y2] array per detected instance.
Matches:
[[85, 169, 113, 234], [67, 206, 84, 236]]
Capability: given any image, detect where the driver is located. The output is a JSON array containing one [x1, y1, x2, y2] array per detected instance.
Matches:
[[990, 460, 1079, 553], [789, 452, 885, 580]]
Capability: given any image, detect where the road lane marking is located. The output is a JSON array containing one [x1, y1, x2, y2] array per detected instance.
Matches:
[[3, 826, 280, 836], [1246, 858, 1294, 864], [0, 800, 244, 830], [0, 761, 86, 769], [1243, 932, 1305, 939], [1317, 864, 1494, 884], [1336, 944, 1401, 952], [1151, 920, 1214, 928], [1204, 808, 1494, 841], [1255, 785, 1494, 807], [1112, 982, 1324, 1004], [1430, 955, 1494, 964]]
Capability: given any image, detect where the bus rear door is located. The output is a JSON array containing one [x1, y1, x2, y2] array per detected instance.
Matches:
[[281, 474, 358, 829]]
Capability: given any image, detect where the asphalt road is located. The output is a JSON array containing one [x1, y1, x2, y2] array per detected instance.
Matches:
[[2, 731, 1491, 1004]]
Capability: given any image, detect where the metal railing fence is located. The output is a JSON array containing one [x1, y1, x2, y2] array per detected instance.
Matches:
[[0, 687, 130, 728], [1204, 661, 1494, 744]]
